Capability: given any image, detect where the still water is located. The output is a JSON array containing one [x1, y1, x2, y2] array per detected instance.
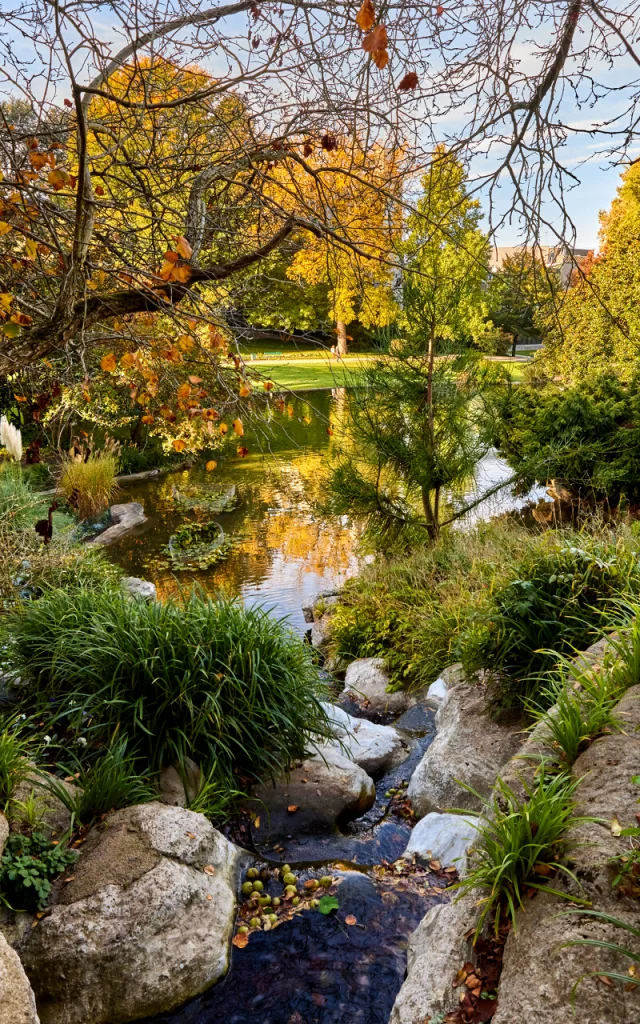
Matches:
[[107, 388, 542, 629]]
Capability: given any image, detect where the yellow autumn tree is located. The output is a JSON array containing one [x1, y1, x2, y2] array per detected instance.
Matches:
[[270, 141, 402, 353]]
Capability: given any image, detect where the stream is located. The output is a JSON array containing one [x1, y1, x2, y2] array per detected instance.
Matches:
[[105, 388, 540, 1024]]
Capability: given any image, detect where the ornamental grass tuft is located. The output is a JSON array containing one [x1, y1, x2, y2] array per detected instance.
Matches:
[[2, 586, 332, 794]]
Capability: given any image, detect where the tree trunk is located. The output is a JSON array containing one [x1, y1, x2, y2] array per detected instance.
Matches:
[[427, 323, 435, 436], [421, 485, 438, 542], [336, 320, 348, 356]]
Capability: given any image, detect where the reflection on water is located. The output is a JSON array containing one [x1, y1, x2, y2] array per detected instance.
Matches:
[[107, 389, 543, 630]]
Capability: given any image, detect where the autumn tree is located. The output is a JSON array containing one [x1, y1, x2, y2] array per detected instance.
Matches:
[[0, 0, 637, 386]]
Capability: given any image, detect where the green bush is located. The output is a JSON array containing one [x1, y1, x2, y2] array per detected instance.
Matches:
[[0, 831, 78, 911], [461, 531, 640, 704], [3, 587, 332, 792], [491, 373, 640, 506]]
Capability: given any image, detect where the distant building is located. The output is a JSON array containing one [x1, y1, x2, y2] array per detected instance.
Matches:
[[490, 244, 591, 285]]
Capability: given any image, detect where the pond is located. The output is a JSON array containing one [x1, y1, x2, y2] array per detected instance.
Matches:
[[107, 388, 542, 632]]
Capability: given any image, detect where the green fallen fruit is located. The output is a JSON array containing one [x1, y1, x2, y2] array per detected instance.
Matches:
[[281, 864, 292, 876], [249, 917, 261, 928], [310, 899, 320, 908], [306, 879, 319, 890], [319, 876, 332, 888], [284, 885, 297, 895], [258, 895, 272, 906], [237, 925, 249, 934], [269, 914, 278, 924], [272, 897, 281, 907], [247, 867, 259, 880], [291, 896, 300, 906], [252, 880, 264, 892], [283, 872, 296, 886], [241, 882, 254, 896]]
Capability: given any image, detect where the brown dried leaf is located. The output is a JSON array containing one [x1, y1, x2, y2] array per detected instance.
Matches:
[[203, 865, 216, 876], [371, 48, 389, 69], [355, 0, 376, 31], [398, 71, 419, 91], [362, 24, 387, 52]]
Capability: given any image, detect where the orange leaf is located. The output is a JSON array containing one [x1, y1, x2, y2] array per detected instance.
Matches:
[[371, 48, 389, 69], [204, 408, 220, 421], [13, 394, 27, 402], [177, 382, 191, 399], [232, 418, 244, 436], [120, 352, 136, 369], [170, 264, 193, 284], [205, 460, 217, 471], [159, 261, 175, 281], [159, 405, 176, 422], [362, 24, 387, 52], [287, 804, 300, 813], [436, 3, 444, 13], [345, 915, 357, 926], [327, 427, 334, 435], [254, 815, 260, 828], [233, 932, 249, 948], [100, 352, 117, 373], [141, 414, 155, 424], [188, 375, 202, 384], [172, 439, 187, 452], [203, 865, 216, 876], [239, 383, 251, 398], [219, 422, 229, 435], [398, 71, 419, 91], [355, 0, 376, 31], [176, 236, 193, 260], [29, 152, 48, 171], [47, 168, 70, 191], [237, 445, 249, 457], [164, 250, 180, 263], [0, 223, 12, 236], [275, 398, 285, 412], [264, 381, 274, 391], [94, 185, 105, 196]]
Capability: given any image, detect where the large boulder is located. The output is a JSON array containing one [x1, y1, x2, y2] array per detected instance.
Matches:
[[316, 702, 407, 776], [342, 658, 410, 717], [492, 682, 640, 1024], [492, 888, 640, 1024], [403, 812, 478, 875], [407, 671, 523, 816], [19, 803, 241, 1024], [156, 757, 201, 808], [251, 746, 375, 840], [0, 932, 39, 1024], [390, 893, 480, 1024], [88, 503, 146, 547]]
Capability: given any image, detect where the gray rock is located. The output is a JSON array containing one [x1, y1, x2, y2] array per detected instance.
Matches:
[[157, 758, 202, 808], [87, 503, 146, 547], [407, 671, 523, 816], [425, 665, 466, 709], [0, 815, 8, 860], [316, 702, 407, 776], [121, 576, 157, 601], [389, 893, 480, 1024], [302, 589, 339, 625], [20, 803, 240, 1024], [342, 658, 410, 716], [0, 931, 39, 1024], [492, 888, 640, 1024], [251, 746, 375, 840], [404, 812, 478, 875]]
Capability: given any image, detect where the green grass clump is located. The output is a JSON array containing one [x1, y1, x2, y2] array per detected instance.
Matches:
[[42, 738, 156, 826], [0, 719, 33, 805], [456, 771, 590, 936], [58, 452, 119, 519], [3, 587, 332, 795]]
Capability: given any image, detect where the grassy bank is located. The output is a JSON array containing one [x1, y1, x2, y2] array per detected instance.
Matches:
[[328, 519, 640, 706]]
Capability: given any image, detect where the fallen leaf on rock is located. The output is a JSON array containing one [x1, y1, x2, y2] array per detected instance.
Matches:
[[611, 816, 623, 836], [428, 859, 442, 871], [203, 865, 216, 876], [232, 932, 249, 948], [254, 816, 260, 828], [206, 894, 213, 901], [345, 915, 357, 925], [287, 804, 300, 813], [186, 832, 196, 839]]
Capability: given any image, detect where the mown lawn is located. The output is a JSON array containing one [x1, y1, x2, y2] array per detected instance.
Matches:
[[249, 354, 530, 391]]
